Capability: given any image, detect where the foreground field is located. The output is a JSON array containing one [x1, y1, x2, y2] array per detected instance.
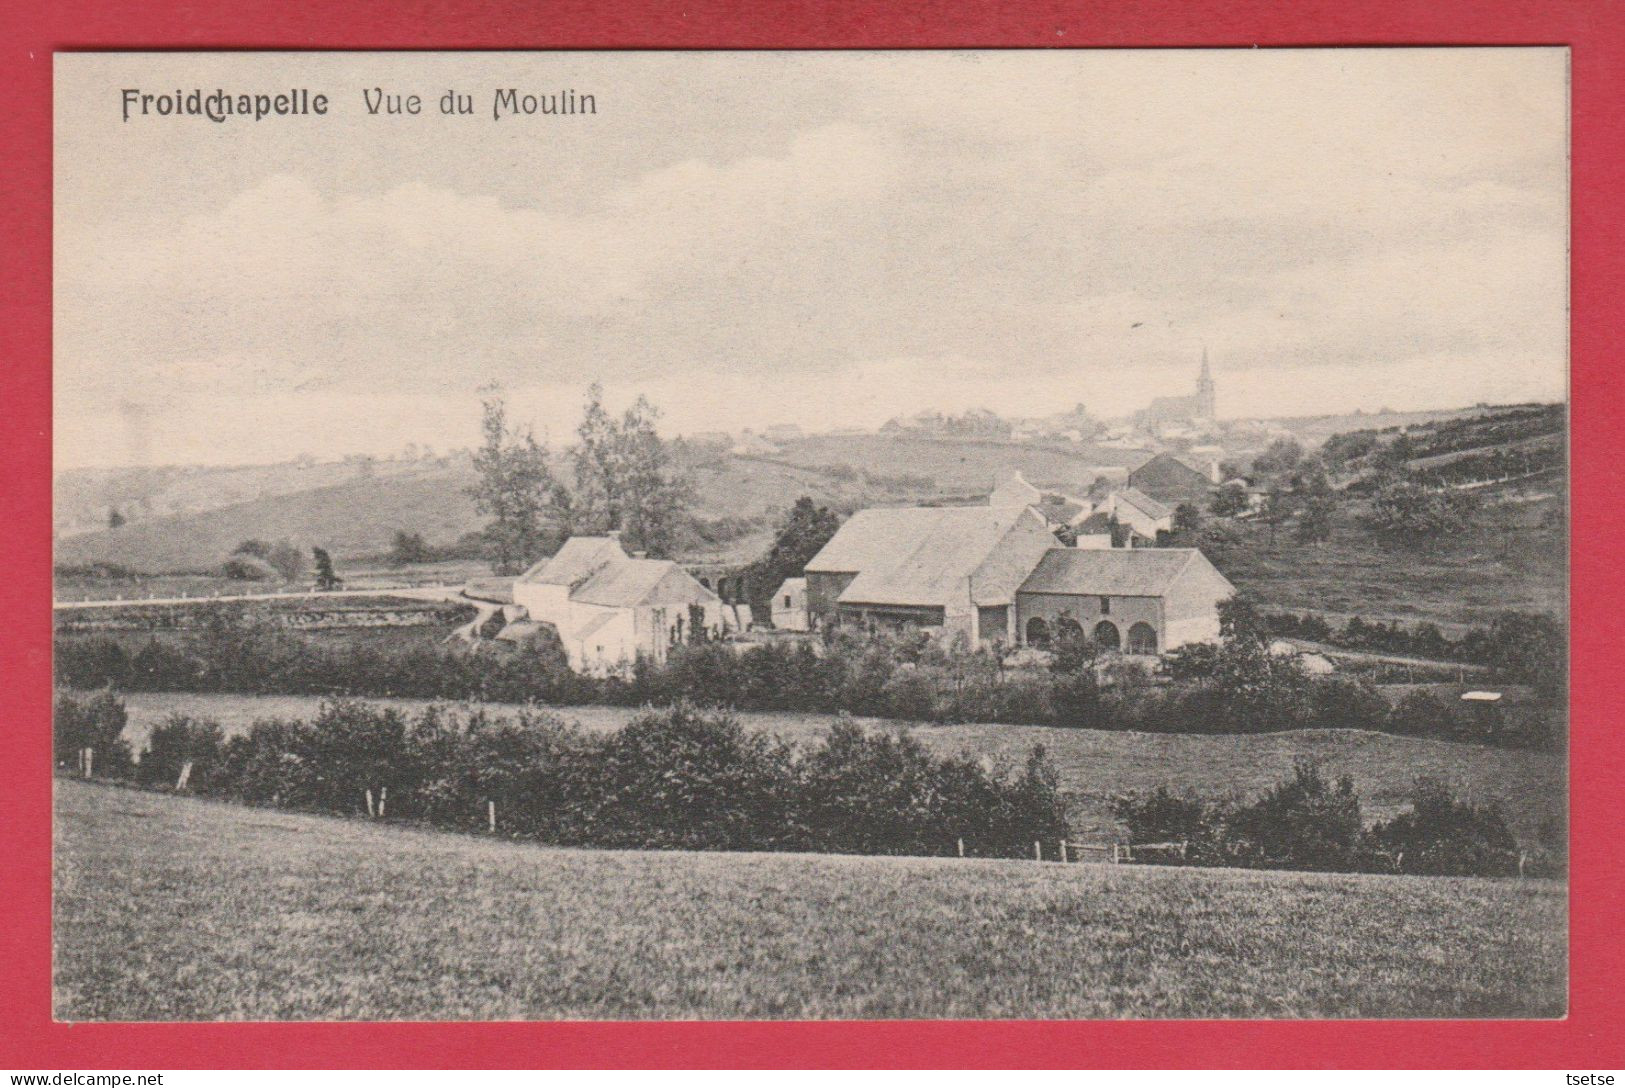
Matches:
[[118, 691, 1566, 846], [53, 779, 1565, 1020]]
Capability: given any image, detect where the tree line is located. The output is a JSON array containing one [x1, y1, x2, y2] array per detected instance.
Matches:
[[54, 691, 1066, 859]]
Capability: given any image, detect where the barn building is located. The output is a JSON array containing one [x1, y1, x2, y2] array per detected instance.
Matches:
[[1127, 451, 1218, 508], [510, 534, 726, 673], [804, 504, 1057, 644], [805, 495, 1234, 654], [1014, 547, 1234, 655]]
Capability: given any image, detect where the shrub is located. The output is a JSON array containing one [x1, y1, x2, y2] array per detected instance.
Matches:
[[136, 714, 225, 789], [53, 690, 134, 776], [1387, 689, 1455, 737], [1369, 777, 1519, 876], [1222, 761, 1366, 872]]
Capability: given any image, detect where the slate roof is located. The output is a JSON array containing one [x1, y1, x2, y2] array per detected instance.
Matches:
[[836, 509, 1025, 607], [516, 536, 626, 586], [806, 506, 988, 573], [1127, 452, 1215, 504], [1115, 487, 1172, 520], [1018, 547, 1201, 597], [573, 559, 687, 607], [1075, 511, 1113, 535]]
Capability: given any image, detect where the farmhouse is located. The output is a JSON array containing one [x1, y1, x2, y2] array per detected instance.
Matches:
[[1104, 487, 1174, 540], [804, 504, 1057, 643], [510, 534, 725, 673], [1015, 547, 1234, 655], [806, 489, 1235, 653], [1128, 451, 1217, 508]]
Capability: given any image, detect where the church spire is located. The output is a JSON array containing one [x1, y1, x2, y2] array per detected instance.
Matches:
[[1196, 347, 1215, 419]]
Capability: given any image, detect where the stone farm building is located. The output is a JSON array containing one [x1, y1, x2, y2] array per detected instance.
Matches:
[[509, 534, 726, 673], [805, 498, 1234, 654]]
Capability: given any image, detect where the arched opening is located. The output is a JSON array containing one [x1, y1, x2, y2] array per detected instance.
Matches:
[[1127, 622, 1158, 656], [1092, 620, 1121, 652], [1025, 616, 1051, 648], [1055, 616, 1085, 645]]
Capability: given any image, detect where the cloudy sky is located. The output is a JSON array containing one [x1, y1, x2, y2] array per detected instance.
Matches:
[[55, 49, 1567, 468]]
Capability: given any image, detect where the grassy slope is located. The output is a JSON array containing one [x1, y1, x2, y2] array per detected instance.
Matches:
[[1204, 482, 1564, 630], [53, 779, 1566, 1021], [117, 692, 1566, 848]]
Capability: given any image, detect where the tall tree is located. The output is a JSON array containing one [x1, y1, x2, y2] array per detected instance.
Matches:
[[746, 497, 841, 611], [571, 384, 693, 557], [469, 392, 560, 574]]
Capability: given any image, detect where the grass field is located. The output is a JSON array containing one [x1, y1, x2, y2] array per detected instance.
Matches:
[[53, 778, 1566, 1020], [116, 692, 1566, 847], [1204, 481, 1564, 631]]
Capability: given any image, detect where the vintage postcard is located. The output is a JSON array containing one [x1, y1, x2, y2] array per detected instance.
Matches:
[[52, 49, 1568, 1021]]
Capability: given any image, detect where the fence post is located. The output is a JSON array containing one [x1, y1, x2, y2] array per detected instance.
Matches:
[[1059, 839, 1069, 864], [84, 748, 94, 778], [176, 761, 193, 791], [1519, 851, 1528, 879], [488, 800, 497, 833], [365, 789, 375, 818], [1034, 840, 1042, 862], [378, 787, 387, 818], [956, 837, 964, 858]]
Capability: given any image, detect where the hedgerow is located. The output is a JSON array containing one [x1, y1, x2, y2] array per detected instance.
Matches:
[[1113, 764, 1530, 878], [60, 691, 1067, 860], [53, 611, 1560, 747]]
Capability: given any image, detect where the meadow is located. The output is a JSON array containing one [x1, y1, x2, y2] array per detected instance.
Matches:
[[115, 691, 1566, 847], [53, 778, 1566, 1021]]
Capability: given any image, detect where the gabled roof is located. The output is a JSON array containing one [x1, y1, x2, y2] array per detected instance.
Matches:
[[1075, 511, 1113, 535], [807, 506, 986, 572], [1115, 487, 1172, 520], [1036, 495, 1089, 525], [838, 509, 1027, 607], [517, 536, 627, 586], [573, 558, 688, 607], [1019, 547, 1203, 597]]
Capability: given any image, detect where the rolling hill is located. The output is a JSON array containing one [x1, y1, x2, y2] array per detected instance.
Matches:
[[55, 777, 1565, 1020]]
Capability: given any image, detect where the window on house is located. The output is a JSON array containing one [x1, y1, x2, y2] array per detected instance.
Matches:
[[1100, 596, 1111, 614], [784, 595, 792, 607]]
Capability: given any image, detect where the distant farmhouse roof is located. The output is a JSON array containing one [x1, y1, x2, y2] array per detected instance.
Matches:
[[1113, 487, 1172, 521], [1019, 548, 1218, 597], [1127, 452, 1216, 507]]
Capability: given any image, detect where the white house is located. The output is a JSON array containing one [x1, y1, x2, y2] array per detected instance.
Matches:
[[771, 577, 809, 631], [510, 534, 725, 674], [1106, 487, 1174, 540]]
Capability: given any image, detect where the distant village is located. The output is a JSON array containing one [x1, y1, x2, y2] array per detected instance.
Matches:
[[467, 355, 1259, 674]]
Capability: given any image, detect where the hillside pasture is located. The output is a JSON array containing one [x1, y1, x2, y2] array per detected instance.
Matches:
[[1204, 483, 1564, 631], [53, 779, 1565, 1021], [112, 692, 1566, 849]]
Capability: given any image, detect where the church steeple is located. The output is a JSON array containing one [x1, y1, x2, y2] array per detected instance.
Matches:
[[1195, 347, 1216, 419]]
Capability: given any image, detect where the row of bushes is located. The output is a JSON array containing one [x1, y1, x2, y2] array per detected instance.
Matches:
[[1114, 763, 1550, 878], [54, 691, 1068, 857], [53, 613, 1559, 746]]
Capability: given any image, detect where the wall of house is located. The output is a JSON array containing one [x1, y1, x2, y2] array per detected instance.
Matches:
[[806, 571, 857, 625], [1014, 591, 1163, 653], [1158, 558, 1233, 650], [968, 516, 1063, 642], [573, 610, 638, 674], [513, 581, 571, 629]]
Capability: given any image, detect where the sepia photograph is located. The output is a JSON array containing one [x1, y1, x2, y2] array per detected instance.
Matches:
[[51, 48, 1569, 1022]]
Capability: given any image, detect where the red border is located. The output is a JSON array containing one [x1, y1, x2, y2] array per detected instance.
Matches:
[[4, 0, 1622, 1070]]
